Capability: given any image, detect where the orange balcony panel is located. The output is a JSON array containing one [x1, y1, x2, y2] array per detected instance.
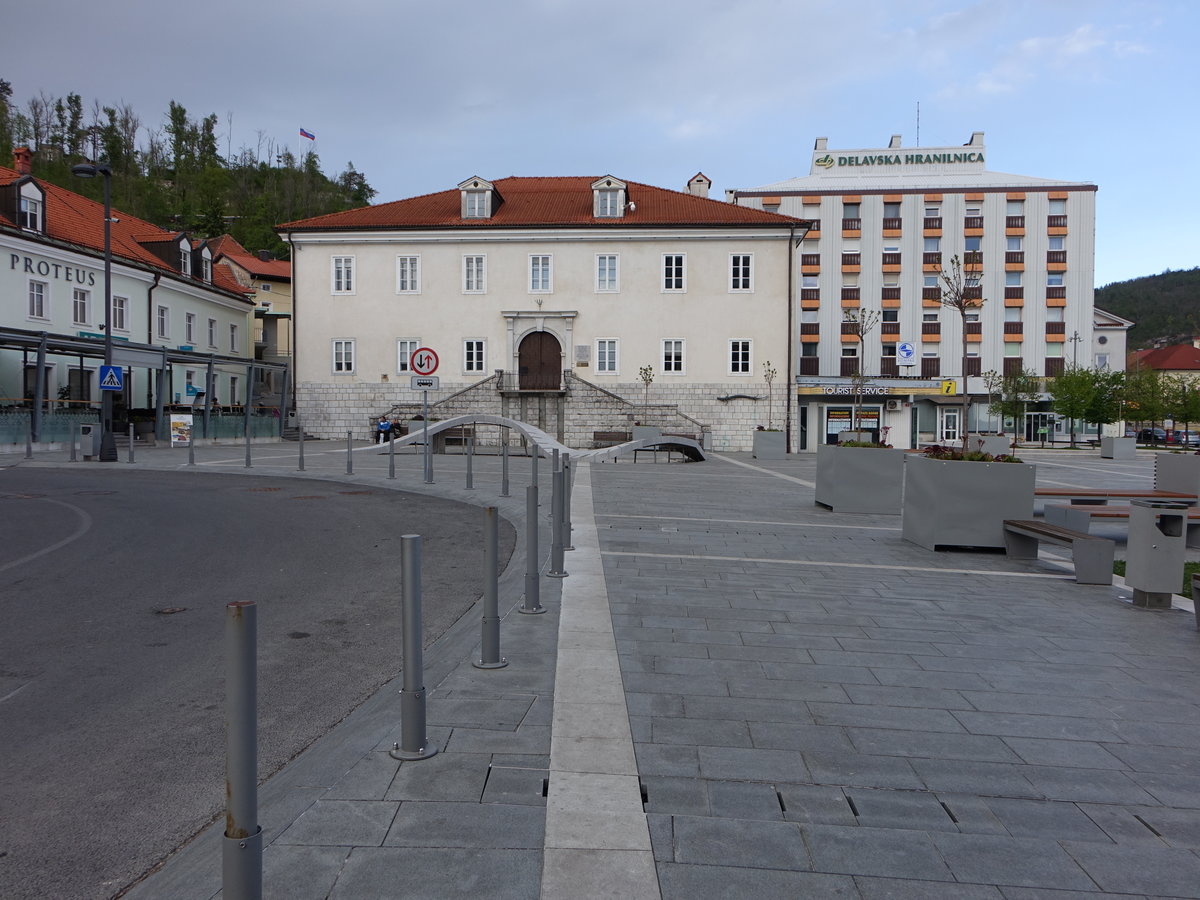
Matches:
[[803, 231, 820, 241], [923, 263, 943, 273], [799, 332, 820, 343], [883, 194, 903, 202], [840, 298, 861, 308], [841, 264, 861, 274], [1005, 262, 1025, 272], [800, 298, 820, 309], [1048, 191, 1068, 200], [1007, 192, 1026, 200], [842, 229, 861, 238], [923, 228, 943, 238], [1005, 296, 1025, 307], [921, 333, 941, 343], [802, 195, 821, 205], [1045, 333, 1066, 343], [924, 193, 943, 201], [841, 194, 862, 203], [762, 196, 781, 206], [1006, 227, 1026, 237], [966, 332, 983, 343], [840, 333, 861, 343], [965, 193, 984, 201], [1047, 262, 1068, 273], [882, 264, 902, 274], [881, 298, 901, 309], [883, 228, 903, 238], [964, 263, 983, 273], [801, 265, 820, 275], [1046, 296, 1068, 307], [1048, 227, 1069, 236], [964, 228, 984, 238], [923, 298, 942, 308]]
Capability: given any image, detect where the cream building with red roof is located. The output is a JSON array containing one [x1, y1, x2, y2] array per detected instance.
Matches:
[[280, 174, 811, 450]]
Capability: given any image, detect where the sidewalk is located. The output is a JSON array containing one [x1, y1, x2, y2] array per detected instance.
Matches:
[[16, 440, 1200, 898]]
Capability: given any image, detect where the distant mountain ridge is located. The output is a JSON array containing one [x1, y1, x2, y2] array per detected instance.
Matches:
[[1095, 268, 1200, 349]]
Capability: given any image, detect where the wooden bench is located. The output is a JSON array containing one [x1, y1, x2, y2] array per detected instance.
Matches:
[[1002, 519, 1116, 585], [1034, 488, 1198, 506], [1044, 503, 1200, 548]]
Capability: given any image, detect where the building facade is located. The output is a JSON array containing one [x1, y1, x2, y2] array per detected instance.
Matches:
[[280, 175, 807, 450], [1, 148, 266, 446], [734, 132, 1102, 448]]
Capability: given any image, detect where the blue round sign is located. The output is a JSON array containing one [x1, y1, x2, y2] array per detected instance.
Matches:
[[896, 342, 916, 362]]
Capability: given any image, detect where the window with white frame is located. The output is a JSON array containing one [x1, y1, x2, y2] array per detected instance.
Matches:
[[180, 246, 192, 277], [28, 280, 47, 318], [331, 256, 355, 294], [596, 339, 618, 373], [1047, 236, 1065, 251], [530, 255, 552, 292], [801, 309, 819, 323], [1095, 353, 1110, 369], [729, 339, 751, 374], [1049, 199, 1066, 215], [882, 309, 899, 323], [923, 236, 941, 252], [201, 256, 212, 283], [730, 254, 752, 292], [396, 255, 420, 293], [112, 296, 128, 331], [230, 376, 239, 404], [1047, 273, 1064, 287], [73, 288, 90, 325], [1006, 199, 1024, 215], [1004, 306, 1022, 322], [464, 340, 486, 373], [19, 196, 43, 231], [1006, 236, 1023, 251], [185, 312, 196, 343], [1046, 307, 1065, 322], [596, 190, 621, 217], [662, 339, 684, 373], [663, 254, 685, 292], [1046, 343, 1063, 358], [463, 255, 486, 293], [1004, 342, 1022, 357], [230, 324, 239, 353], [464, 191, 489, 218], [923, 275, 938, 289], [208, 318, 218, 347], [332, 339, 355, 373], [397, 339, 420, 372], [156, 305, 170, 339], [802, 274, 818, 288], [596, 254, 619, 292], [1005, 271, 1022, 286], [185, 370, 196, 395]]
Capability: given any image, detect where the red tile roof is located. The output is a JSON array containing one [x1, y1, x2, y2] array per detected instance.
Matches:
[[279, 176, 809, 232], [0, 164, 252, 301], [209, 234, 291, 280], [1131, 343, 1200, 371]]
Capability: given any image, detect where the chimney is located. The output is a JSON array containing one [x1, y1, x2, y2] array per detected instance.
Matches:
[[258, 250, 274, 262], [687, 172, 711, 198], [13, 146, 33, 176]]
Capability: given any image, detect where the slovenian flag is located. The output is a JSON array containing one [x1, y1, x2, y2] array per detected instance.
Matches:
[[299, 128, 315, 141]]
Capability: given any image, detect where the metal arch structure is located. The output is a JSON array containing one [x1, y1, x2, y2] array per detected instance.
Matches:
[[389, 413, 706, 463]]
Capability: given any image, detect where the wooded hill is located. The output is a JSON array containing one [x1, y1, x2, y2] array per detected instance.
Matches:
[[0, 79, 374, 259], [1095, 268, 1200, 350]]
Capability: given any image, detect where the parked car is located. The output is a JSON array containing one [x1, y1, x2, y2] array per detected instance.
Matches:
[[1136, 427, 1167, 443], [1168, 430, 1200, 447]]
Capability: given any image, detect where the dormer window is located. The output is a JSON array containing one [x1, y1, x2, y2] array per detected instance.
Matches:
[[458, 177, 497, 219], [592, 176, 627, 218], [198, 245, 213, 282], [179, 238, 192, 277], [17, 181, 46, 232]]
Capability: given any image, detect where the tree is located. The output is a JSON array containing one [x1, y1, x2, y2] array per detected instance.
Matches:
[[1047, 365, 1096, 448], [639, 364, 654, 409], [1084, 368, 1125, 432], [1123, 366, 1167, 431], [989, 368, 1041, 453], [938, 255, 985, 450], [762, 360, 777, 430], [842, 308, 880, 435], [982, 369, 1004, 433], [1164, 374, 1200, 437]]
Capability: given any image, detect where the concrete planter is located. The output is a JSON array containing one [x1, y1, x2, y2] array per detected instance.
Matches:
[[815, 444, 905, 514], [1101, 436, 1136, 460], [966, 433, 1012, 457], [838, 430, 874, 444], [901, 454, 1035, 551], [752, 430, 786, 459], [1155, 452, 1200, 495]]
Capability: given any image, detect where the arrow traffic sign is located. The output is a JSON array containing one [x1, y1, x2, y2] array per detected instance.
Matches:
[[411, 347, 439, 375]]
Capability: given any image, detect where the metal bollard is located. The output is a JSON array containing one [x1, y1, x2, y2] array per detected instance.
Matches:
[[69, 434, 77, 462], [466, 437, 474, 490], [25, 420, 33, 459], [548, 461, 567, 578], [390, 535, 439, 761], [1192, 573, 1200, 631], [128, 424, 135, 463], [388, 432, 396, 479], [297, 419, 305, 471], [563, 453, 574, 551], [531, 443, 538, 491], [244, 432, 252, 468], [520, 484, 545, 614], [188, 437, 196, 467], [223, 601, 262, 900], [346, 431, 353, 475], [423, 422, 434, 485], [474, 507, 508, 668], [501, 440, 510, 498]]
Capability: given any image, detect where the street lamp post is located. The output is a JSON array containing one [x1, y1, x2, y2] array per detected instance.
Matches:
[[72, 163, 118, 461]]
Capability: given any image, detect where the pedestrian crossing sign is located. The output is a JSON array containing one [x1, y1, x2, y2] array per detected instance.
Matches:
[[99, 365, 123, 391]]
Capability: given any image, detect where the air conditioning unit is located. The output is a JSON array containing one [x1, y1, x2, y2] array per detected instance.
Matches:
[[885, 399, 903, 411]]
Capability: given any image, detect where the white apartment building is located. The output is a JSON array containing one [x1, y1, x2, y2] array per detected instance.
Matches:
[[280, 175, 807, 450], [734, 132, 1103, 448]]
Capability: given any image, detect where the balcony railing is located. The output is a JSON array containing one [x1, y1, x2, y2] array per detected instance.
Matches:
[[1044, 358, 1065, 377], [881, 253, 902, 266], [841, 253, 861, 266], [1006, 215, 1025, 228], [800, 288, 820, 301], [922, 287, 941, 300], [880, 323, 901, 335], [1047, 215, 1068, 228], [882, 217, 902, 230], [799, 323, 820, 335], [801, 253, 821, 266], [798, 357, 820, 376], [1046, 286, 1067, 299], [881, 287, 901, 300], [965, 322, 983, 334], [1003, 322, 1024, 335], [841, 287, 860, 301], [963, 216, 984, 229], [924, 217, 942, 229], [841, 218, 861, 230], [1046, 322, 1066, 334], [840, 357, 861, 376], [923, 252, 942, 266], [879, 359, 899, 377], [963, 251, 983, 266], [1004, 286, 1024, 299], [1005, 251, 1024, 264], [1046, 250, 1067, 264], [922, 323, 941, 335], [1004, 358, 1024, 376], [965, 358, 982, 376], [921, 358, 941, 377], [963, 286, 983, 300], [841, 322, 859, 334]]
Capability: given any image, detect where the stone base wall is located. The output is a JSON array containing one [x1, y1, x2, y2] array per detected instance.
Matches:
[[297, 374, 784, 452]]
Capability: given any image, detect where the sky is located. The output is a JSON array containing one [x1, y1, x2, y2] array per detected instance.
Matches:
[[2, 0, 1196, 287]]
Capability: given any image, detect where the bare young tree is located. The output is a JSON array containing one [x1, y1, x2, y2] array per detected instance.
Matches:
[[938, 255, 986, 451], [843, 307, 881, 437], [762, 360, 777, 429]]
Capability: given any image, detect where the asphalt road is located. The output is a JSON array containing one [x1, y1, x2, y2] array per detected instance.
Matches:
[[0, 465, 514, 900]]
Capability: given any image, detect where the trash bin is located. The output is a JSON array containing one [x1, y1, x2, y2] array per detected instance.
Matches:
[[1126, 500, 1188, 609], [79, 423, 99, 460]]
